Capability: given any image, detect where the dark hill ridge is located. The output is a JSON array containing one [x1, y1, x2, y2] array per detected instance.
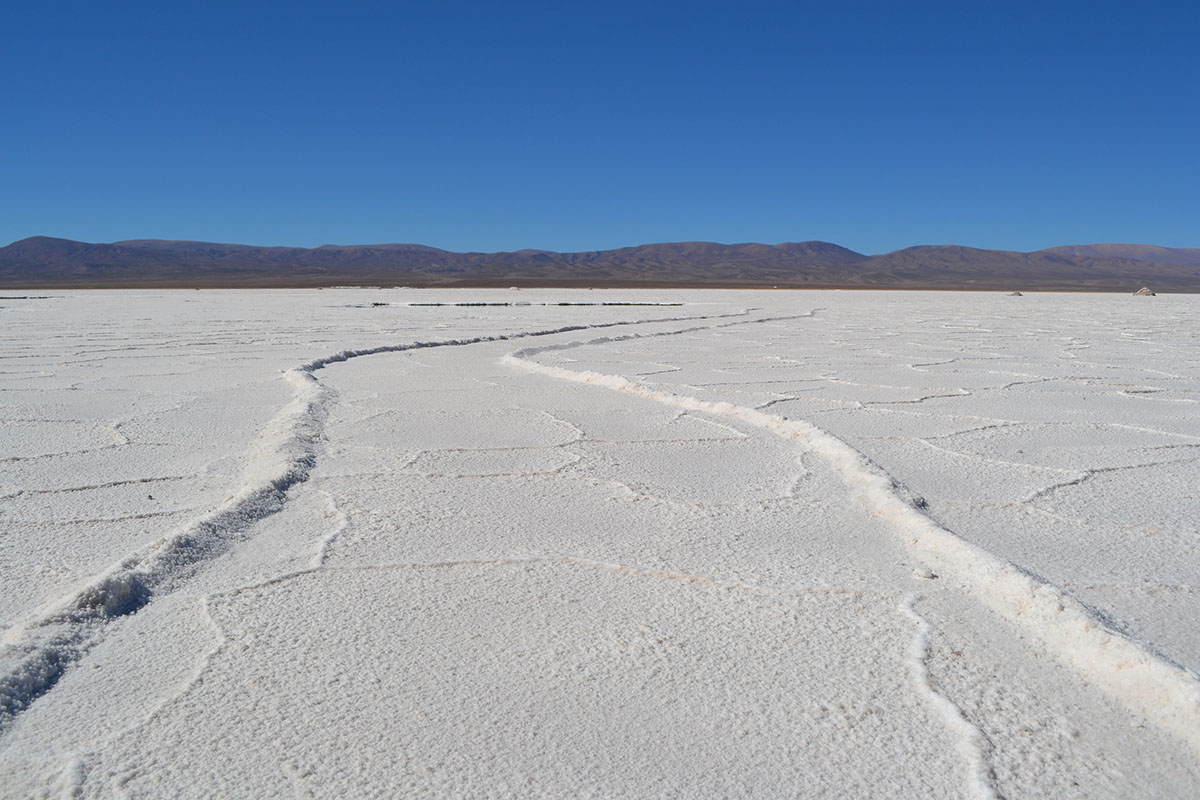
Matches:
[[1, 236, 1198, 291], [1042, 243, 1200, 265]]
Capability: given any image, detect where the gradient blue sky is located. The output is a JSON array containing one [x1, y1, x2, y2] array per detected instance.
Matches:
[[2, 1, 1196, 254]]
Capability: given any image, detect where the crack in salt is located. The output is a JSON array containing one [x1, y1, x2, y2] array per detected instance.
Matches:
[[0, 309, 748, 734]]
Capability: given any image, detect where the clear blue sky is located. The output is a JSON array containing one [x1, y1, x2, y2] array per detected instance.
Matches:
[[2, 1, 1196, 254]]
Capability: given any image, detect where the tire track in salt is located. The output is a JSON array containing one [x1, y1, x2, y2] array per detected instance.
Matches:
[[503, 321, 1200, 757], [0, 309, 747, 734]]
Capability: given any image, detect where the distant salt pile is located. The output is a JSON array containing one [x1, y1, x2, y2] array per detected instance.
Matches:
[[1133, 287, 1156, 296], [1008, 291, 1023, 296]]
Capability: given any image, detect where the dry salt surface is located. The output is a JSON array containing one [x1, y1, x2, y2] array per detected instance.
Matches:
[[1, 288, 1198, 798]]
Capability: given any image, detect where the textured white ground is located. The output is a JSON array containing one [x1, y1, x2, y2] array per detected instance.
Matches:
[[1, 289, 1198, 798]]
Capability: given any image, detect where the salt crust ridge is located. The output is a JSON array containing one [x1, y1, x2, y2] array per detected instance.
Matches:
[[900, 594, 998, 800], [4, 306, 1197, 761], [0, 311, 745, 731], [502, 322, 1200, 756]]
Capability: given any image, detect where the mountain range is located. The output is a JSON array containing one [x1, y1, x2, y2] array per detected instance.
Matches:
[[2, 236, 1199, 291]]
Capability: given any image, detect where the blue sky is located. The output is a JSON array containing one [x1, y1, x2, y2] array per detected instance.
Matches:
[[2, 1, 1196, 254]]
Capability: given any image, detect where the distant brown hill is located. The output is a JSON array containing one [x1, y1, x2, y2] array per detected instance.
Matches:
[[1040, 243, 1200, 265], [1, 236, 1197, 291]]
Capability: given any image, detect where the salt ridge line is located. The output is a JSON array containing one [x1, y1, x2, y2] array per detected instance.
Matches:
[[503, 327, 1200, 755], [900, 595, 999, 800], [0, 310, 745, 734]]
